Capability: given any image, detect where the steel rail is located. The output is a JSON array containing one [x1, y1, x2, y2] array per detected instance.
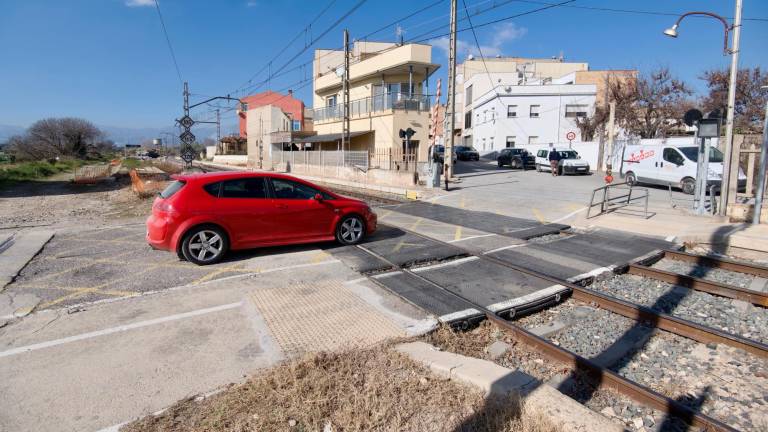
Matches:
[[663, 249, 768, 278], [353, 239, 736, 432], [627, 263, 768, 307], [380, 223, 768, 360]]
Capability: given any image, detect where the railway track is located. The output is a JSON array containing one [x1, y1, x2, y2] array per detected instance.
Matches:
[[356, 223, 768, 431]]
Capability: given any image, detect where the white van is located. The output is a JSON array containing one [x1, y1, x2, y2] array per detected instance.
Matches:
[[621, 144, 746, 194], [534, 148, 591, 175]]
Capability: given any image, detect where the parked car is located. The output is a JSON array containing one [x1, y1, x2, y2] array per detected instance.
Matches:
[[535, 148, 590, 175], [146, 172, 377, 265], [455, 146, 479, 161], [497, 148, 535, 169], [432, 144, 457, 165], [621, 144, 747, 194]]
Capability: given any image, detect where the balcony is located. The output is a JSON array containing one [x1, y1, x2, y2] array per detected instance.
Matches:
[[313, 93, 431, 123]]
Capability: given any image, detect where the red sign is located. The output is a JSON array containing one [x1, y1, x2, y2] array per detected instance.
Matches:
[[566, 131, 576, 141], [627, 149, 655, 163]]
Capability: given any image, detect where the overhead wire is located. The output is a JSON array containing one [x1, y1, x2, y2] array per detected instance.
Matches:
[[153, 0, 183, 86]]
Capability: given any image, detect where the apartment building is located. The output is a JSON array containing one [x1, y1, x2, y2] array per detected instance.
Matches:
[[310, 41, 439, 161]]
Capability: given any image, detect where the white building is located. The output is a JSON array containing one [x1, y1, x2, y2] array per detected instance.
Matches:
[[466, 72, 596, 154]]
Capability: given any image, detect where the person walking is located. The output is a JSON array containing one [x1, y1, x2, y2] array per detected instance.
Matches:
[[548, 147, 561, 176]]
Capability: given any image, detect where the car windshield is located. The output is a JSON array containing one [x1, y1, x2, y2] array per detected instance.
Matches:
[[435, 145, 445, 153], [456, 146, 473, 152], [558, 151, 579, 159], [678, 146, 724, 163]]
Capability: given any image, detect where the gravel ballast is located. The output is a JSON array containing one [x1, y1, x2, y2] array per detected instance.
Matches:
[[591, 274, 768, 344], [652, 258, 756, 288]]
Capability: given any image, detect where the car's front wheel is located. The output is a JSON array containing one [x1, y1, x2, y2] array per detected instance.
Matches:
[[181, 225, 228, 265], [681, 177, 696, 195], [336, 215, 365, 245]]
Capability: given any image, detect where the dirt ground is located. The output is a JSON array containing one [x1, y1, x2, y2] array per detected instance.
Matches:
[[121, 342, 558, 432], [0, 171, 162, 230]]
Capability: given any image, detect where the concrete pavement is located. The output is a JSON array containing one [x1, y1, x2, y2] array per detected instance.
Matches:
[[0, 251, 430, 432]]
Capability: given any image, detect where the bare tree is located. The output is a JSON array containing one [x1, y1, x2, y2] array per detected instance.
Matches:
[[701, 67, 768, 133], [9, 118, 107, 160], [576, 105, 609, 142], [606, 68, 693, 139]]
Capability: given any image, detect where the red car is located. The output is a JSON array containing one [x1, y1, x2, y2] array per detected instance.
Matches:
[[146, 172, 377, 265]]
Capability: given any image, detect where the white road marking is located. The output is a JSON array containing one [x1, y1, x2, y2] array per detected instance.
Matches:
[[0, 302, 243, 359], [447, 233, 496, 243], [551, 206, 588, 223], [410, 256, 479, 272], [483, 243, 527, 254]]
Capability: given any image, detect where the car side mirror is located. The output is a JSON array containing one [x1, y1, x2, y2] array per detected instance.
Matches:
[[313, 193, 323, 201]]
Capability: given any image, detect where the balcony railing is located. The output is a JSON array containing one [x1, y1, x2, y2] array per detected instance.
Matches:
[[313, 93, 431, 123]]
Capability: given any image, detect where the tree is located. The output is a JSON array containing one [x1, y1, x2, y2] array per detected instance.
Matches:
[[9, 117, 107, 160], [701, 67, 768, 134], [575, 105, 608, 142], [608, 68, 694, 139]]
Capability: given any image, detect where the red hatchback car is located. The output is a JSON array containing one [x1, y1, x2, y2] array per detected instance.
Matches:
[[146, 172, 377, 265]]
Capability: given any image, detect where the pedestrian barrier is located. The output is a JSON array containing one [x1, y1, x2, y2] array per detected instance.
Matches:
[[129, 169, 165, 197], [587, 182, 652, 219], [73, 164, 112, 184]]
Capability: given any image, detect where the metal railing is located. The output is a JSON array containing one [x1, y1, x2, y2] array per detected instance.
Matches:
[[273, 150, 369, 171], [587, 182, 652, 219], [313, 93, 431, 123]]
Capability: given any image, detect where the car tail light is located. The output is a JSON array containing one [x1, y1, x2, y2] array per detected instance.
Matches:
[[154, 200, 177, 215]]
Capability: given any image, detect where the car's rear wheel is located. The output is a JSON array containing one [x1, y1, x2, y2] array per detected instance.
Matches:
[[497, 159, 504, 168], [336, 215, 365, 245], [511, 158, 522, 169], [182, 225, 228, 265]]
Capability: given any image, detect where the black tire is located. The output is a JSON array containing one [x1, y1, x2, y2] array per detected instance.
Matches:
[[498, 159, 504, 168], [557, 166, 564, 176], [681, 177, 696, 195], [336, 215, 365, 245], [181, 225, 228, 265], [625, 171, 637, 186], [511, 158, 521, 170]]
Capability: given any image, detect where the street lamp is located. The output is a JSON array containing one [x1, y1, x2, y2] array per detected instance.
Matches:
[[663, 1, 743, 217]]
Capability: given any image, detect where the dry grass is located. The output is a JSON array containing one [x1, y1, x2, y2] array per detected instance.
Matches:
[[121, 344, 559, 432]]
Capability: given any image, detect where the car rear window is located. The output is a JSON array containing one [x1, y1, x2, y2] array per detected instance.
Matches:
[[203, 182, 221, 197], [159, 180, 186, 199]]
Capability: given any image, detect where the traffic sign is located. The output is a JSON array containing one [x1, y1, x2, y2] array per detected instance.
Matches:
[[566, 131, 576, 141], [180, 146, 196, 163], [178, 115, 195, 129], [180, 131, 196, 145]]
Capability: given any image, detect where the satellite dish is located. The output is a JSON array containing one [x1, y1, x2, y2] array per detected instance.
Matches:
[[335, 66, 345, 77], [683, 109, 703, 127]]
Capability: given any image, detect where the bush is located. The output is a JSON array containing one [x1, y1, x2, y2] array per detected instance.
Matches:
[[0, 159, 85, 185]]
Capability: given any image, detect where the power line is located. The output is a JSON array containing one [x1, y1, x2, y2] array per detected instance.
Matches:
[[231, 0, 340, 95], [510, 0, 768, 23], [461, 0, 494, 90], [153, 0, 183, 85]]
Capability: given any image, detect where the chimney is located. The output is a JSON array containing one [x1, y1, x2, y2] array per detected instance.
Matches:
[[288, 89, 293, 97]]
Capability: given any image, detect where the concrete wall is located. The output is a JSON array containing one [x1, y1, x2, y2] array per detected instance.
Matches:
[[212, 155, 248, 166], [274, 163, 419, 189], [469, 83, 597, 151], [246, 105, 290, 169]]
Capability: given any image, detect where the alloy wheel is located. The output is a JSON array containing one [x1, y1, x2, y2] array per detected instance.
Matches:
[[188, 230, 224, 263], [340, 217, 364, 244]]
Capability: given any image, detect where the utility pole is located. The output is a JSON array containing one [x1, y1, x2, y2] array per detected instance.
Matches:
[[605, 101, 616, 175], [720, 0, 743, 217], [216, 109, 221, 145], [444, 0, 457, 189], [753, 94, 768, 224], [342, 29, 350, 166]]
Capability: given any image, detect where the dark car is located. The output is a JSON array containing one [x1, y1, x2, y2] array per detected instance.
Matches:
[[432, 144, 457, 165], [497, 148, 534, 170], [455, 146, 479, 161]]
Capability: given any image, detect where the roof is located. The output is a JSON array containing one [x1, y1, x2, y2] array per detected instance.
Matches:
[[292, 131, 371, 143]]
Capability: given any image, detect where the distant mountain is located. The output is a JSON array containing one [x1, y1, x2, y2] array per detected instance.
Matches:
[[0, 124, 25, 142]]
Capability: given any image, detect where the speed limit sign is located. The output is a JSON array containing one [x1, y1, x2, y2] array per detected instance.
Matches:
[[566, 131, 576, 141]]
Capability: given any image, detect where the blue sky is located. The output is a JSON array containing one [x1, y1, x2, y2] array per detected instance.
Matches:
[[1, 0, 766, 140]]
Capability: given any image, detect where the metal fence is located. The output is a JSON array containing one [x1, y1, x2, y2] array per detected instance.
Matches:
[[313, 93, 431, 123], [370, 148, 418, 172], [273, 150, 369, 171]]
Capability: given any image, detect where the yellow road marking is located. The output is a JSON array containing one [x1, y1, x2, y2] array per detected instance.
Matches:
[[378, 209, 393, 219], [310, 251, 329, 264], [460, 196, 467, 209], [531, 208, 547, 224], [410, 217, 423, 231], [454, 226, 463, 241], [392, 241, 421, 253]]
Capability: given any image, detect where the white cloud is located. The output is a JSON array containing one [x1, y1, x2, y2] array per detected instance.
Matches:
[[246, 1, 258, 7], [125, 0, 155, 7], [430, 22, 527, 59]]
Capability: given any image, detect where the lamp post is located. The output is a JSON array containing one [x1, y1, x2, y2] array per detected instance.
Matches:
[[663, 1, 743, 217]]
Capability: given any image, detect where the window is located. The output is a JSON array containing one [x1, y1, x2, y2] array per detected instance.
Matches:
[[565, 104, 588, 118], [537, 150, 548, 158], [506, 136, 516, 148], [529, 105, 540, 118], [326, 95, 337, 107], [203, 182, 221, 197], [663, 148, 685, 166], [507, 105, 517, 118], [489, 137, 494, 149], [482, 138, 486, 151], [221, 178, 267, 199], [678, 146, 724, 163], [466, 85, 473, 105], [528, 136, 538, 145], [464, 110, 472, 128], [271, 178, 332, 200], [160, 180, 185, 199], [292, 120, 301, 131]]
